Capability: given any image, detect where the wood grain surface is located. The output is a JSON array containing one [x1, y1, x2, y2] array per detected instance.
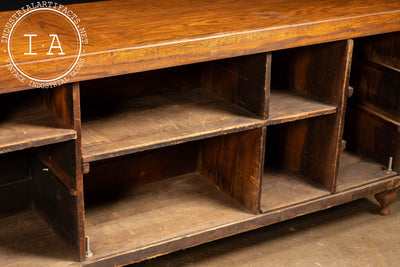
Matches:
[[0, 92, 77, 154], [81, 89, 264, 163], [0, 0, 400, 93], [268, 90, 337, 125]]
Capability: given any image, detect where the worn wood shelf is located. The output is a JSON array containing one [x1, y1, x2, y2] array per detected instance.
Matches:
[[81, 89, 264, 163], [0, 101, 77, 155], [268, 90, 337, 125], [0, 210, 80, 267], [84, 173, 253, 265], [261, 168, 330, 213], [337, 150, 398, 192]]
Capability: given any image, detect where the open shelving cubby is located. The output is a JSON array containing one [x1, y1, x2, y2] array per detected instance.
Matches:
[[339, 32, 400, 192], [0, 85, 85, 264], [0, 88, 77, 154], [78, 54, 268, 263], [79, 53, 268, 163], [261, 40, 353, 212]]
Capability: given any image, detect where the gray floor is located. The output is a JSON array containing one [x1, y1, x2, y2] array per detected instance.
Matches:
[[133, 191, 400, 267]]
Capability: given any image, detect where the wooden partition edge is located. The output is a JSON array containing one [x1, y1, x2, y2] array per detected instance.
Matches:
[[36, 82, 86, 260], [330, 39, 354, 192]]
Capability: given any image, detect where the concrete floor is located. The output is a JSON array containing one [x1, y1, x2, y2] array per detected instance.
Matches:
[[133, 191, 400, 267]]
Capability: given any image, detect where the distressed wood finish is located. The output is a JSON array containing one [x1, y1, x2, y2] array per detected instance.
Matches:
[[1, 0, 400, 93], [81, 89, 264, 163], [82, 173, 400, 267], [0, 1, 399, 266], [203, 53, 269, 119], [337, 151, 398, 192], [351, 58, 400, 121], [344, 105, 400, 172], [34, 83, 86, 260], [32, 158, 82, 259], [268, 90, 337, 125], [200, 128, 265, 213], [0, 90, 77, 154], [0, 210, 82, 267], [356, 31, 400, 70], [269, 40, 353, 192]]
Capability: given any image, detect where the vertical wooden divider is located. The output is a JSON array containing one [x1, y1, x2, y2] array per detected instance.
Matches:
[[199, 127, 266, 214], [32, 83, 86, 260]]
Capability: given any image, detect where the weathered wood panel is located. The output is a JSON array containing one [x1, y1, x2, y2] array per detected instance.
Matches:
[[203, 53, 269, 118], [199, 128, 265, 213], [344, 105, 400, 172], [268, 90, 337, 125], [81, 89, 264, 163], [0, 90, 77, 154]]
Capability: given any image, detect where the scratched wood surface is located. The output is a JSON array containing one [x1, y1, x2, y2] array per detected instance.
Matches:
[[267, 90, 337, 125], [344, 104, 400, 172], [84, 173, 253, 265], [0, 0, 400, 93], [336, 150, 398, 192], [261, 168, 330, 213], [81, 89, 264, 163], [0, 210, 81, 267], [0, 91, 77, 154]]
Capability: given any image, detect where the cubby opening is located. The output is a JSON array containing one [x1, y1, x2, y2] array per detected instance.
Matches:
[[79, 54, 268, 163], [261, 116, 337, 213], [83, 128, 264, 261], [0, 142, 80, 265], [267, 41, 351, 125], [339, 32, 400, 191], [0, 88, 77, 154]]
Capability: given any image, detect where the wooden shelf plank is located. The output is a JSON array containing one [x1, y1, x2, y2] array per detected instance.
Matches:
[[0, 210, 80, 266], [84, 173, 253, 264], [336, 150, 398, 192], [268, 90, 337, 125], [0, 103, 77, 154], [81, 89, 264, 163], [261, 168, 330, 213]]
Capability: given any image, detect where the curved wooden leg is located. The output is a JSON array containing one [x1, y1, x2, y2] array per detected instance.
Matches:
[[375, 190, 397, 216]]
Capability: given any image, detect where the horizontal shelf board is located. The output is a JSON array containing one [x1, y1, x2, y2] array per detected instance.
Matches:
[[81, 89, 264, 163], [267, 90, 337, 125], [261, 168, 330, 213], [0, 210, 79, 266], [84, 172, 253, 263], [0, 103, 77, 154], [349, 103, 400, 127], [336, 150, 398, 192], [82, 173, 400, 266]]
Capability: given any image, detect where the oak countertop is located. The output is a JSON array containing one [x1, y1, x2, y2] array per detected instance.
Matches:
[[1, 0, 400, 93]]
